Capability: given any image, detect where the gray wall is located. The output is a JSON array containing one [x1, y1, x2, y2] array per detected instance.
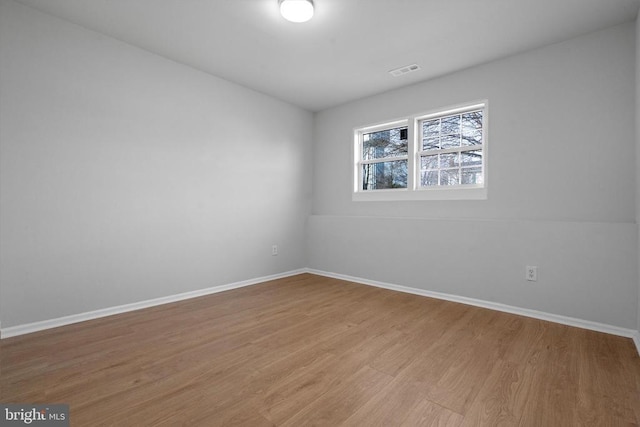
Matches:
[[0, 0, 313, 328], [309, 23, 638, 329], [637, 14, 640, 334]]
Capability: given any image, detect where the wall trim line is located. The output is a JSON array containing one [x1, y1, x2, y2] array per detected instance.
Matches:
[[0, 269, 306, 339]]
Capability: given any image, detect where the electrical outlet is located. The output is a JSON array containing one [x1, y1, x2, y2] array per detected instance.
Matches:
[[272, 245, 278, 256], [526, 266, 538, 282]]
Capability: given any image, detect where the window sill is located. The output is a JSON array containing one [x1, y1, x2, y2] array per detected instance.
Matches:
[[352, 186, 487, 201]]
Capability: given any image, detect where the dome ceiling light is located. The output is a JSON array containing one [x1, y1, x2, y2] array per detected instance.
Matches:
[[279, 0, 314, 23]]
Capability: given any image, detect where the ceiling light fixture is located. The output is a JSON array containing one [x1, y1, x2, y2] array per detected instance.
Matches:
[[279, 0, 314, 23]]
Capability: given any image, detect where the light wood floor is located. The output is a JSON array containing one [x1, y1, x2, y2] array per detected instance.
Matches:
[[2, 274, 639, 426]]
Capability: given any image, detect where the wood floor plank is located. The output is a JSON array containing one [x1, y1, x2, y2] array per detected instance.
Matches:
[[459, 356, 541, 426], [400, 399, 465, 427], [252, 326, 406, 423], [516, 322, 581, 426], [574, 329, 639, 425], [422, 338, 498, 415], [1, 273, 639, 426], [278, 365, 394, 427], [256, 352, 343, 424], [341, 376, 429, 426]]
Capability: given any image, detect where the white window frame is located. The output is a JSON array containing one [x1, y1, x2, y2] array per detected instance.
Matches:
[[353, 101, 488, 201]]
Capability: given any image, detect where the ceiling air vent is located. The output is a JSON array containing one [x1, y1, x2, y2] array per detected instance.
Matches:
[[389, 64, 421, 77]]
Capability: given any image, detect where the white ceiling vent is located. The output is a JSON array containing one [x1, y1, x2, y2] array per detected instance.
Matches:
[[389, 64, 421, 77]]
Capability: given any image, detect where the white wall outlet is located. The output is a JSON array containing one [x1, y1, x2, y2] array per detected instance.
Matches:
[[526, 266, 538, 282], [272, 245, 278, 256]]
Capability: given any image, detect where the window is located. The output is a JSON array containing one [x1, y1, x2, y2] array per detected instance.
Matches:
[[361, 123, 408, 190], [353, 101, 487, 201]]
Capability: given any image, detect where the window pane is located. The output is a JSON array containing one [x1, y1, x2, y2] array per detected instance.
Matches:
[[462, 111, 482, 131], [440, 169, 459, 186], [462, 129, 482, 146], [461, 167, 483, 184], [441, 114, 461, 135], [439, 153, 459, 168], [363, 126, 408, 160], [421, 170, 439, 186], [421, 155, 439, 170], [423, 137, 439, 150], [423, 119, 440, 136], [461, 150, 482, 167], [362, 160, 407, 190], [441, 134, 461, 149]]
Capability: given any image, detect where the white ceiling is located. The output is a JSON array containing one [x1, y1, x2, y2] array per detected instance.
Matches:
[[14, 0, 640, 112]]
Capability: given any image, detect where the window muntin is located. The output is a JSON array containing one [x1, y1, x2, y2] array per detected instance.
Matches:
[[353, 102, 487, 201]]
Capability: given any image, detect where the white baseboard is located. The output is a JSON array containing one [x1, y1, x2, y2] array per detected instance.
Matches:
[[0, 269, 306, 339], [633, 331, 640, 357], [306, 269, 640, 352], [3, 268, 640, 358]]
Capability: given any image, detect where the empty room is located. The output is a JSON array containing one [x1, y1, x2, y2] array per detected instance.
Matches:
[[1, 0, 640, 425]]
